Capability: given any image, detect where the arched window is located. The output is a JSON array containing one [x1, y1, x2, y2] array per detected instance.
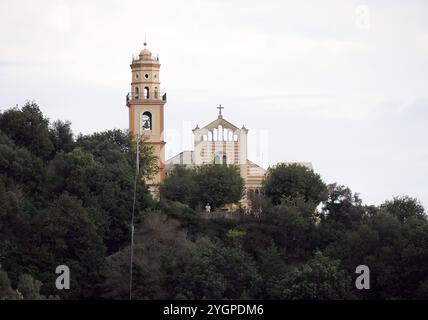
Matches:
[[233, 134, 238, 141], [208, 131, 213, 141], [141, 111, 152, 131], [228, 131, 233, 141], [218, 125, 223, 141], [154, 87, 159, 99], [213, 128, 218, 141], [223, 128, 228, 141], [203, 135, 208, 141], [144, 87, 150, 99], [214, 153, 227, 164], [214, 155, 221, 164], [134, 87, 139, 99]]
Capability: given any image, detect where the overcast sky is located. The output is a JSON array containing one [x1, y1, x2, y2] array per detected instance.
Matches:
[[1, 0, 427, 208]]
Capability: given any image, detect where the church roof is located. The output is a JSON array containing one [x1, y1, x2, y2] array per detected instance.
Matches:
[[198, 115, 240, 132]]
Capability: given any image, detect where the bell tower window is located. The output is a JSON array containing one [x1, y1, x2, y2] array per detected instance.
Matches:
[[144, 87, 150, 99], [141, 111, 152, 131]]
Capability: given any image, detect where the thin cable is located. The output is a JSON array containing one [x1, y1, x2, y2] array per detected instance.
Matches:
[[129, 135, 139, 300]]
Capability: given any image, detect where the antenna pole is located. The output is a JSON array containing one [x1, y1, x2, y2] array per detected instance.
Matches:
[[129, 135, 139, 300]]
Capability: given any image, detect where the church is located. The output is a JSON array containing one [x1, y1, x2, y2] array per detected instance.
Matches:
[[165, 107, 267, 197], [126, 43, 311, 205]]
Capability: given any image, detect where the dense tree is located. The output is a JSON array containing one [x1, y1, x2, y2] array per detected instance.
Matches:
[[324, 203, 428, 299], [0, 132, 45, 201], [317, 183, 367, 248], [49, 120, 74, 155], [0, 102, 54, 160], [0, 104, 159, 298], [255, 244, 289, 299], [76, 130, 158, 180], [0, 269, 20, 300], [61, 130, 155, 252], [160, 165, 198, 207], [0, 269, 57, 300], [1, 103, 428, 300], [166, 241, 261, 299], [279, 251, 354, 300], [380, 196, 426, 223], [101, 213, 195, 299], [263, 200, 318, 260], [263, 163, 328, 205], [161, 164, 244, 210], [193, 164, 244, 209], [29, 193, 106, 299]]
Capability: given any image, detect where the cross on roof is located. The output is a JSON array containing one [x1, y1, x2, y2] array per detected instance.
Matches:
[[217, 104, 224, 117]]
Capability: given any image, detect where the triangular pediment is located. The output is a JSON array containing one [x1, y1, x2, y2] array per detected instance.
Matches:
[[200, 116, 240, 131]]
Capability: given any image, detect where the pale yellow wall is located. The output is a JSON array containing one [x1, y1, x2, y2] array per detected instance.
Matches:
[[132, 105, 163, 139], [128, 47, 166, 186], [131, 65, 161, 99]]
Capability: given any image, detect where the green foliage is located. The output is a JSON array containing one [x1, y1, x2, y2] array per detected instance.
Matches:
[[324, 208, 428, 299], [161, 164, 244, 210], [264, 202, 318, 260], [76, 130, 158, 180], [160, 165, 197, 207], [226, 228, 246, 239], [1, 103, 428, 300], [263, 163, 328, 205], [0, 131, 45, 202], [322, 183, 365, 226], [158, 200, 202, 239], [168, 245, 227, 300], [0, 269, 57, 300], [194, 165, 244, 209], [0, 269, 20, 300], [101, 212, 196, 299], [167, 241, 262, 299], [0, 102, 54, 160], [317, 183, 367, 247], [0, 103, 157, 299], [381, 195, 426, 223], [31, 193, 106, 299], [49, 120, 74, 154], [279, 251, 354, 300]]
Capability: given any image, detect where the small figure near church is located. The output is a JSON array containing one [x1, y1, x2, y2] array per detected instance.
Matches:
[[205, 203, 211, 213]]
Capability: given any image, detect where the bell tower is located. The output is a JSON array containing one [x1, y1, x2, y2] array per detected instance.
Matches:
[[126, 42, 167, 192]]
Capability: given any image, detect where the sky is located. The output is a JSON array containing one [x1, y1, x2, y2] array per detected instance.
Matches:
[[1, 0, 427, 209]]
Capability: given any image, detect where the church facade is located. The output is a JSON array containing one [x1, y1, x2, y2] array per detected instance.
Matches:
[[126, 43, 312, 204], [165, 110, 268, 198]]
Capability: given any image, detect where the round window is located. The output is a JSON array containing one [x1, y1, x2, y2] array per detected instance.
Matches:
[[144, 74, 149, 79], [135, 74, 139, 79]]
